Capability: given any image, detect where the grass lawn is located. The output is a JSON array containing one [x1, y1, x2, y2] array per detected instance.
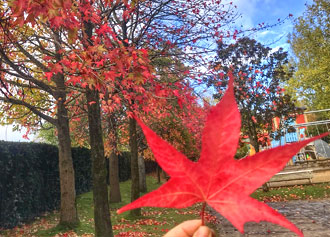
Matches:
[[1, 177, 329, 237], [252, 183, 330, 202], [0, 176, 218, 237]]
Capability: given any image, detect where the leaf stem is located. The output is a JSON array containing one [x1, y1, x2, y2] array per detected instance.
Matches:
[[201, 202, 206, 226]]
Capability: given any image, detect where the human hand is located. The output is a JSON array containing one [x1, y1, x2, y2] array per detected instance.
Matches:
[[164, 219, 216, 237]]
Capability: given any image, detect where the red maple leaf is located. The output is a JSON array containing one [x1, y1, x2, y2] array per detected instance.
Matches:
[[117, 74, 327, 236], [44, 72, 53, 81]]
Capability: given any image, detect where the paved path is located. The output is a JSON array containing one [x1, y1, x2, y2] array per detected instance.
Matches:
[[210, 199, 330, 236]]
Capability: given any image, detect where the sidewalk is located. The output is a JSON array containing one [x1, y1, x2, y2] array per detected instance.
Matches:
[[211, 199, 330, 236]]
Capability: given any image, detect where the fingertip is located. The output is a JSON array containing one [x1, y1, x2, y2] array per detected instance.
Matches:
[[164, 219, 202, 237], [180, 219, 203, 235], [193, 226, 215, 237]]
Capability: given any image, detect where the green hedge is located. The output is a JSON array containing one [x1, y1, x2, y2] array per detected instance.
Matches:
[[0, 141, 91, 229], [0, 141, 156, 229], [72, 147, 92, 195]]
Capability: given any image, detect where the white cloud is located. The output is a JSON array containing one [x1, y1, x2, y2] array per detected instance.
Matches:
[[260, 30, 276, 36], [270, 44, 285, 53]]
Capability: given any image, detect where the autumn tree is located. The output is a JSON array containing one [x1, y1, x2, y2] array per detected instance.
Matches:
[[147, 99, 206, 184], [2, 0, 152, 235], [95, 1, 240, 215], [141, 90, 206, 161], [287, 0, 330, 112], [1, 0, 205, 233], [66, 94, 125, 204], [49, 1, 154, 231], [2, 0, 284, 230], [0, 8, 79, 227], [205, 37, 297, 152], [58, 0, 283, 217], [36, 122, 59, 145]]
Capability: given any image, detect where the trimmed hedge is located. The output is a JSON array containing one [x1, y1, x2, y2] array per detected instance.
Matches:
[[0, 141, 91, 229], [0, 141, 156, 229], [72, 147, 92, 195]]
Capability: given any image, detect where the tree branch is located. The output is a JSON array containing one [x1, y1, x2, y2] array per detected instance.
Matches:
[[0, 48, 55, 96], [0, 96, 57, 126]]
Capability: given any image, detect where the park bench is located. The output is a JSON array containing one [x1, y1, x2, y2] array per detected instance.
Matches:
[[266, 169, 313, 188]]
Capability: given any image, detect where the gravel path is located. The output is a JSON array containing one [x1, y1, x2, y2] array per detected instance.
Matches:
[[210, 199, 330, 236]]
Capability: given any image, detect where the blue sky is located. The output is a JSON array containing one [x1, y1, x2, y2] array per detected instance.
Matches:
[[234, 0, 313, 51], [0, 0, 313, 142]]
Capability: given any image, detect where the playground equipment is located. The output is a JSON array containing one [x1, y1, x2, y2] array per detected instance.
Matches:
[[271, 108, 330, 163], [263, 109, 330, 188], [292, 108, 330, 162]]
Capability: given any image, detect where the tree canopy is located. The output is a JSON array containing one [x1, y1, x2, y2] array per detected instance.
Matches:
[[205, 37, 297, 152], [287, 0, 330, 111]]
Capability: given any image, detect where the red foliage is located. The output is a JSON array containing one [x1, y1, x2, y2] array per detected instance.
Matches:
[[118, 75, 328, 236]]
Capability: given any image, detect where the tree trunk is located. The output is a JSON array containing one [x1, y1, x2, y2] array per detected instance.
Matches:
[[156, 165, 161, 184], [138, 156, 147, 193], [250, 137, 260, 153], [162, 169, 169, 180], [57, 101, 79, 227], [53, 65, 79, 227], [129, 117, 141, 216], [109, 151, 121, 203], [107, 114, 121, 203], [86, 88, 113, 237], [247, 122, 260, 153]]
